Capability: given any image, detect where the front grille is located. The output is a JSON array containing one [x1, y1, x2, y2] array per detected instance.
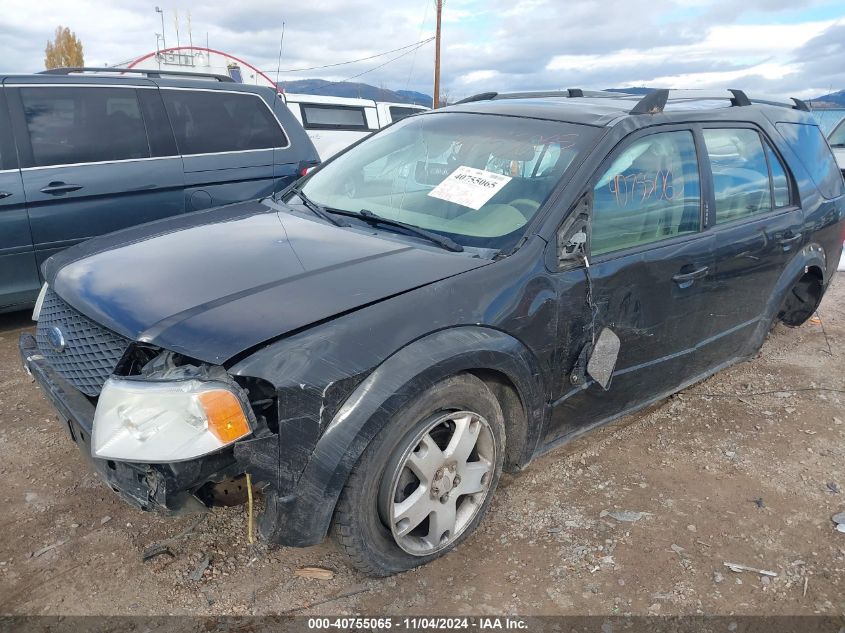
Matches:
[[35, 289, 132, 397]]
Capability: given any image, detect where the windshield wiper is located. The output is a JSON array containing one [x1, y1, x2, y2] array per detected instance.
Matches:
[[349, 209, 464, 252], [290, 189, 349, 227]]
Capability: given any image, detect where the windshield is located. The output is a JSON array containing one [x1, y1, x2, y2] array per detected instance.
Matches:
[[295, 112, 600, 250], [829, 119, 845, 147]]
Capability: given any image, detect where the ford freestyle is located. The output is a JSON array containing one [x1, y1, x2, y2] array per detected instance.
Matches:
[[20, 89, 845, 576]]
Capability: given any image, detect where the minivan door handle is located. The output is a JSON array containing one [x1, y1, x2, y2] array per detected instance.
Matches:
[[0, 191, 12, 200], [778, 233, 802, 250], [40, 182, 83, 195], [672, 266, 709, 288]]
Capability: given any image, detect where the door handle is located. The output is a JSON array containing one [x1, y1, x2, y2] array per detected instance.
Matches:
[[40, 182, 83, 195], [672, 266, 709, 287], [778, 233, 802, 250], [0, 191, 12, 200]]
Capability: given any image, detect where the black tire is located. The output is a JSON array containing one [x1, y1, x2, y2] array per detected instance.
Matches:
[[332, 373, 506, 576]]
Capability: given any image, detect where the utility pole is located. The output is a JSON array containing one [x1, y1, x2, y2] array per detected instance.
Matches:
[[155, 6, 166, 49], [433, 0, 443, 108]]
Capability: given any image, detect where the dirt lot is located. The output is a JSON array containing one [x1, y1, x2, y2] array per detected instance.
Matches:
[[0, 279, 843, 617]]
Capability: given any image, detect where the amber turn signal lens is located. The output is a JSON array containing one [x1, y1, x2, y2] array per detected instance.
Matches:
[[198, 390, 251, 443]]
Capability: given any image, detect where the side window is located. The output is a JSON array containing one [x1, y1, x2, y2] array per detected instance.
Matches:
[[765, 143, 790, 208], [161, 89, 288, 155], [775, 122, 844, 199], [591, 130, 701, 256], [829, 119, 845, 147], [301, 105, 369, 131], [389, 106, 422, 122], [20, 87, 150, 167], [704, 129, 773, 223]]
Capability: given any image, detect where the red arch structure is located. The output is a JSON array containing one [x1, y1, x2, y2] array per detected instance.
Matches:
[[126, 46, 279, 88]]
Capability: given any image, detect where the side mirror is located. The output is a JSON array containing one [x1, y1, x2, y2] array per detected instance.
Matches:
[[556, 193, 592, 267], [587, 328, 620, 390]]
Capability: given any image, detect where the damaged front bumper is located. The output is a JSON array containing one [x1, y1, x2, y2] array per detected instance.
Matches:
[[19, 332, 232, 515]]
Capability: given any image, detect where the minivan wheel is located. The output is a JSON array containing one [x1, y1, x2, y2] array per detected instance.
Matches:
[[332, 374, 505, 576]]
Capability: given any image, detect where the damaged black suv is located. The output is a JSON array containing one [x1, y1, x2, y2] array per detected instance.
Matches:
[[21, 88, 845, 576]]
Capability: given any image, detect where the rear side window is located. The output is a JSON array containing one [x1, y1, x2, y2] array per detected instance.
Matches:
[[775, 122, 844, 199], [301, 105, 369, 131], [20, 87, 150, 167], [389, 106, 422, 122], [161, 89, 288, 155], [591, 130, 701, 256], [703, 129, 772, 224], [765, 143, 790, 208]]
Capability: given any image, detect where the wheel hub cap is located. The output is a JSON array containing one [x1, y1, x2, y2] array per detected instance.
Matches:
[[381, 410, 496, 557]]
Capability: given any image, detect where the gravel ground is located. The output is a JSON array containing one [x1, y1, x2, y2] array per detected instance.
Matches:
[[0, 278, 843, 616]]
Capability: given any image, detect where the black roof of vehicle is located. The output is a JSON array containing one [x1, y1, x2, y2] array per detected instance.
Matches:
[[441, 88, 815, 128]]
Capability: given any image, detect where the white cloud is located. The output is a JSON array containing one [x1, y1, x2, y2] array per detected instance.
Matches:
[[0, 0, 842, 100]]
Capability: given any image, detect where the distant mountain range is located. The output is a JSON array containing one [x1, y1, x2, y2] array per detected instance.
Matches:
[[278, 79, 432, 106], [810, 90, 845, 108], [277, 80, 845, 109], [609, 87, 845, 107]]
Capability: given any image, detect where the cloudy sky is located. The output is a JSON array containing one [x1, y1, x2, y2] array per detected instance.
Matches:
[[0, 0, 843, 100]]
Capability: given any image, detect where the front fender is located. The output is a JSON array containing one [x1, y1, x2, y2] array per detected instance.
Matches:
[[259, 326, 545, 546]]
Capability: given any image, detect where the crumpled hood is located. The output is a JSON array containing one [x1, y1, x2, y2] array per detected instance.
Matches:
[[46, 200, 488, 364]]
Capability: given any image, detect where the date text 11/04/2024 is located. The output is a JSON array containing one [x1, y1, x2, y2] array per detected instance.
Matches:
[[306, 617, 528, 629]]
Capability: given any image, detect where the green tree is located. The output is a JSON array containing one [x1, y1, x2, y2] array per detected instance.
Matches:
[[44, 26, 84, 69]]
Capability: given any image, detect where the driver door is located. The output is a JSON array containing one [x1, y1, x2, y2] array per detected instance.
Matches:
[[547, 127, 714, 443]]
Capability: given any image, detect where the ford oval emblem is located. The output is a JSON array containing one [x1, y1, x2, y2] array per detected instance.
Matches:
[[47, 326, 67, 353]]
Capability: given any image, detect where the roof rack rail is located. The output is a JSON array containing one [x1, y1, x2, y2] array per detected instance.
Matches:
[[791, 98, 810, 112], [455, 88, 622, 105], [630, 88, 752, 114], [747, 95, 811, 111], [454, 92, 498, 105], [631, 88, 812, 115], [39, 67, 235, 83]]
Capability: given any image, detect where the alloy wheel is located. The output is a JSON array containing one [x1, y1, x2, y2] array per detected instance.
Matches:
[[380, 410, 497, 556]]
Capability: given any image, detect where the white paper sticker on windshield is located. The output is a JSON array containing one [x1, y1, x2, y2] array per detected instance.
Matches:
[[427, 166, 512, 210]]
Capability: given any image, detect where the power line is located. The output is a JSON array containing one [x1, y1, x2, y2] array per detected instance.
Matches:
[[296, 40, 434, 93], [405, 0, 432, 92], [263, 38, 434, 74]]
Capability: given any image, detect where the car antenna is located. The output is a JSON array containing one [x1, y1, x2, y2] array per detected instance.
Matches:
[[271, 22, 286, 200], [272, 22, 285, 108]]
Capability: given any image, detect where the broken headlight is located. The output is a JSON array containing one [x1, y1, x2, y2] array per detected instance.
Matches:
[[92, 378, 252, 463]]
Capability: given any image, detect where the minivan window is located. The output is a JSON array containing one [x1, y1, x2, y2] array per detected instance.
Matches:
[[827, 119, 845, 147], [591, 130, 701, 255], [161, 89, 288, 155], [20, 87, 150, 167], [704, 128, 772, 224], [301, 105, 369, 131], [389, 106, 422, 122], [775, 122, 844, 199], [298, 112, 600, 251]]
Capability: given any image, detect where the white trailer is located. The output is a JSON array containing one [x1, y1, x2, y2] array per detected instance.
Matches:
[[282, 93, 428, 160]]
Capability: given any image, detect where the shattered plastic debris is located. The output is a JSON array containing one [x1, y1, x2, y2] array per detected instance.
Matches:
[[832, 511, 845, 525], [604, 510, 651, 523], [189, 554, 211, 581], [30, 540, 66, 559], [723, 562, 778, 577]]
